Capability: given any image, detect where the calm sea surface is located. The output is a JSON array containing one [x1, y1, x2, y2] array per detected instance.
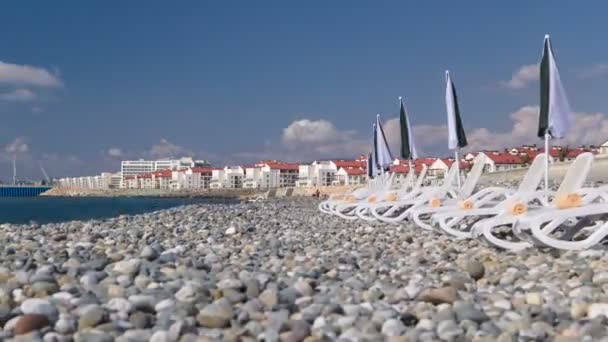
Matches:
[[0, 197, 238, 224]]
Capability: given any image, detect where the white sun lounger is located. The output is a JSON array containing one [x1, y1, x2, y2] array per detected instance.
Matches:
[[368, 164, 457, 222], [429, 153, 547, 237], [354, 165, 429, 221], [470, 152, 594, 251], [372, 154, 486, 224], [523, 185, 608, 250], [333, 172, 401, 220]]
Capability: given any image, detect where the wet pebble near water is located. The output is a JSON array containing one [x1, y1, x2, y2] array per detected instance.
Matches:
[[0, 197, 607, 341]]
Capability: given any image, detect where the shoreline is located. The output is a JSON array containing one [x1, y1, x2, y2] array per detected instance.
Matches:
[[40, 187, 263, 200]]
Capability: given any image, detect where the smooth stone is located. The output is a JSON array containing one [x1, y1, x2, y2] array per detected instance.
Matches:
[[31, 281, 59, 296], [245, 280, 260, 299], [293, 281, 314, 297], [382, 319, 406, 337], [129, 311, 152, 329], [116, 329, 151, 342], [20, 299, 58, 321], [175, 283, 202, 303], [140, 246, 159, 261], [113, 259, 142, 276], [43, 332, 71, 342], [78, 305, 105, 330], [570, 302, 588, 319], [155, 299, 175, 312], [150, 330, 170, 342], [225, 226, 237, 235], [128, 295, 155, 312], [217, 278, 243, 290], [417, 287, 459, 305], [74, 331, 114, 342], [196, 299, 234, 328], [259, 288, 279, 309], [454, 302, 489, 323], [526, 292, 543, 306], [106, 298, 134, 314], [466, 260, 485, 280], [588, 303, 608, 318], [13, 314, 50, 335], [436, 320, 463, 340], [54, 316, 76, 335], [107, 285, 126, 298], [493, 299, 512, 311], [592, 271, 608, 284]]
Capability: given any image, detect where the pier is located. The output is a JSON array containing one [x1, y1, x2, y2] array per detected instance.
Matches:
[[0, 186, 52, 197]]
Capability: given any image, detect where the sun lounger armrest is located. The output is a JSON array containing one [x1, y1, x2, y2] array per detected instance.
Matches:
[[467, 187, 514, 206], [574, 186, 608, 205], [512, 190, 556, 207]]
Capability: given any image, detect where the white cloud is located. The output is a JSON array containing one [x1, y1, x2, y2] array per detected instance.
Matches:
[[501, 64, 538, 89], [252, 107, 608, 163], [383, 118, 448, 157], [0, 61, 62, 88], [390, 106, 608, 155], [4, 137, 29, 154], [281, 119, 368, 159], [148, 138, 192, 158], [463, 106, 608, 150], [578, 64, 608, 79], [107, 147, 124, 158], [0, 89, 36, 102]]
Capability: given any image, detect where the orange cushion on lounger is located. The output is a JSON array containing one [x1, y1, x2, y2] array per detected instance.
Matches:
[[368, 195, 377, 203], [553, 193, 583, 209], [346, 195, 357, 203], [459, 200, 474, 210], [386, 192, 398, 202], [508, 202, 527, 216], [429, 198, 441, 207]]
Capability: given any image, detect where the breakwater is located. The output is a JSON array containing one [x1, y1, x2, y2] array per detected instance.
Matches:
[[0, 186, 51, 197]]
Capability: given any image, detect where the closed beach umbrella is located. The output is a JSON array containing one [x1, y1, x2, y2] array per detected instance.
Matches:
[[399, 97, 418, 161], [445, 70, 468, 189], [538, 34, 571, 190], [374, 114, 394, 172]]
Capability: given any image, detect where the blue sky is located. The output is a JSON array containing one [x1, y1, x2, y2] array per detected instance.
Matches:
[[2, 1, 608, 180]]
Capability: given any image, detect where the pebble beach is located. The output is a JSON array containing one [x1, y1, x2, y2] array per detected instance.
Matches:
[[1, 197, 608, 342]]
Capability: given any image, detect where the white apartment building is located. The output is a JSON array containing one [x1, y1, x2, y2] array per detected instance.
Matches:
[[600, 139, 608, 155], [242, 162, 299, 189], [335, 167, 366, 186], [295, 159, 367, 187], [58, 172, 121, 189], [171, 167, 213, 190], [210, 166, 245, 189], [296, 161, 337, 187], [120, 157, 210, 188]]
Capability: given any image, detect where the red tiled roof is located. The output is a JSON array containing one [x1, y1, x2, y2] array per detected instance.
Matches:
[[390, 164, 425, 174], [342, 167, 366, 176], [267, 163, 299, 171], [442, 159, 470, 168], [415, 158, 437, 167], [335, 160, 366, 168], [485, 152, 524, 164]]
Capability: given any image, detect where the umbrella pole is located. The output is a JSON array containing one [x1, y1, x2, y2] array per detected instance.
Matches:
[[454, 150, 461, 190], [407, 159, 416, 188], [544, 133, 550, 192]]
